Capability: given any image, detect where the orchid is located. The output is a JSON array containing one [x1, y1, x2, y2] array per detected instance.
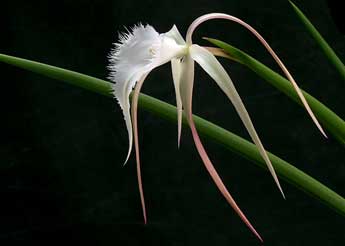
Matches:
[[108, 13, 326, 242]]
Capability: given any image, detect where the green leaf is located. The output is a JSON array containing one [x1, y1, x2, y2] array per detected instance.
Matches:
[[205, 38, 345, 145], [0, 54, 112, 96], [0, 53, 344, 216], [289, 0, 345, 80]]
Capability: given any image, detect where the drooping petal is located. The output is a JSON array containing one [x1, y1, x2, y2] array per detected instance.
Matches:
[[188, 109, 263, 242], [131, 72, 150, 224], [178, 55, 263, 242], [186, 13, 327, 138], [108, 24, 187, 164], [189, 44, 285, 198], [171, 58, 183, 147], [167, 25, 186, 147]]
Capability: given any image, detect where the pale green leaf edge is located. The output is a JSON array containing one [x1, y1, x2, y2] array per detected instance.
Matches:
[[0, 53, 344, 217]]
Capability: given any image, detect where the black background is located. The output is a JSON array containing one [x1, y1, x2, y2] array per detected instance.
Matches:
[[1, 0, 345, 245]]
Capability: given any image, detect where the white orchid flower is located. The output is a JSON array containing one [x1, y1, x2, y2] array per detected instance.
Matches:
[[108, 13, 326, 242]]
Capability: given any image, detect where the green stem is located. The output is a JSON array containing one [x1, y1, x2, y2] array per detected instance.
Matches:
[[0, 53, 344, 216], [205, 38, 345, 145]]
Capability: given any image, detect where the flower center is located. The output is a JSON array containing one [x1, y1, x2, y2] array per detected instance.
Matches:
[[149, 47, 156, 56]]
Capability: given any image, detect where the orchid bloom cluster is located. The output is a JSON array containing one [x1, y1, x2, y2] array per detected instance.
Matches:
[[108, 13, 326, 242]]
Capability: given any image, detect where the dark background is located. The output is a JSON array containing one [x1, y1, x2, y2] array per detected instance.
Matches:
[[1, 0, 344, 245]]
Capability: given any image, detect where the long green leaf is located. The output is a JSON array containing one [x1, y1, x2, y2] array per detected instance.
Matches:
[[289, 1, 345, 80], [0, 53, 344, 216], [205, 38, 345, 145]]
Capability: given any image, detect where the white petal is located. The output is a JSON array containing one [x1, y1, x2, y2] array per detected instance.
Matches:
[[154, 33, 187, 66], [108, 24, 187, 163], [189, 44, 285, 197], [171, 58, 183, 147], [114, 73, 142, 165], [179, 55, 195, 124], [164, 25, 186, 45]]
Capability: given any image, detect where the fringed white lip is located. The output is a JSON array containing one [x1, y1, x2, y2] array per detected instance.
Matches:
[[108, 13, 326, 242], [108, 24, 187, 164]]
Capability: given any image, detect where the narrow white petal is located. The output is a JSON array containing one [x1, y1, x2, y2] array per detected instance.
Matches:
[[179, 55, 195, 122], [189, 44, 285, 197], [131, 72, 150, 224], [179, 53, 263, 242], [171, 58, 183, 147]]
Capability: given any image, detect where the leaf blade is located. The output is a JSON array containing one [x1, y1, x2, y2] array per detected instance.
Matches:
[[289, 0, 345, 80], [0, 52, 344, 217]]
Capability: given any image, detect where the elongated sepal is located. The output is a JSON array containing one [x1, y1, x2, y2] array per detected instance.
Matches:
[[190, 44, 285, 198]]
